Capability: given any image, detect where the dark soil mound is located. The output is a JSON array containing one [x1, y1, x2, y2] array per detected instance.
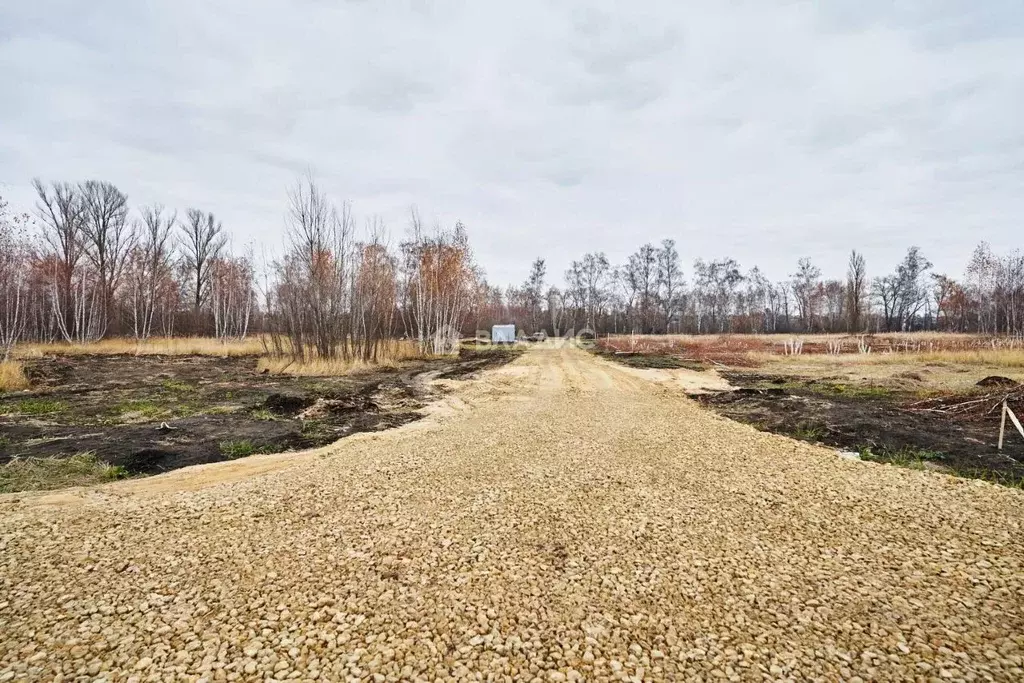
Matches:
[[976, 376, 1020, 388], [265, 392, 314, 414]]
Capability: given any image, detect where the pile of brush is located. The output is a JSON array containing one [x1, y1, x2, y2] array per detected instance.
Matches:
[[907, 376, 1022, 421]]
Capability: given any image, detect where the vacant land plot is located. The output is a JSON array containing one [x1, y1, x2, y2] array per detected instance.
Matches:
[[0, 348, 517, 492], [2, 344, 1022, 681], [599, 334, 1024, 486]]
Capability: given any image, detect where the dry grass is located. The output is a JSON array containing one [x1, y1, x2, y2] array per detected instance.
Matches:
[[257, 340, 425, 376], [0, 361, 29, 391], [910, 349, 1024, 368], [748, 350, 1024, 393], [605, 332, 1021, 352], [603, 333, 1024, 366], [14, 336, 266, 358], [750, 348, 1024, 369], [0, 453, 127, 493]]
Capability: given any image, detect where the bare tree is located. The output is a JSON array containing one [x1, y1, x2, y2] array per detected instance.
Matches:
[[180, 208, 227, 324], [211, 251, 255, 342], [873, 274, 900, 332], [269, 175, 408, 361], [80, 180, 135, 334], [624, 244, 658, 333], [272, 174, 351, 360], [565, 252, 611, 333], [790, 257, 822, 332], [33, 179, 85, 339], [692, 258, 743, 333], [742, 267, 769, 333], [609, 267, 634, 335], [0, 196, 31, 360], [933, 273, 969, 332], [822, 280, 846, 332], [352, 226, 398, 361], [871, 249, 932, 333], [402, 213, 476, 354], [522, 258, 546, 334], [656, 239, 684, 333], [964, 242, 1024, 336], [845, 250, 867, 332], [126, 205, 177, 341], [547, 286, 563, 337]]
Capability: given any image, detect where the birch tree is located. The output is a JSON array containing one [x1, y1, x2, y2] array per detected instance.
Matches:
[[180, 208, 227, 326], [0, 196, 31, 360], [402, 213, 476, 354], [126, 205, 176, 341], [656, 239, 684, 333]]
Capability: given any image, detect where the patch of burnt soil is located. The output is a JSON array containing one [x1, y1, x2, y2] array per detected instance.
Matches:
[[593, 349, 707, 371], [0, 349, 520, 480], [976, 375, 1020, 389], [440, 347, 525, 379], [694, 375, 1024, 487]]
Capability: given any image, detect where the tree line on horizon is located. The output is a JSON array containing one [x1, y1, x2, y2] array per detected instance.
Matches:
[[475, 242, 1024, 339], [2, 177, 1023, 363], [0, 176, 478, 362]]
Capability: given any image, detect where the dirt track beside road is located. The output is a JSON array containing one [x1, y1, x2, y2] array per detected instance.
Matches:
[[2, 344, 1023, 681]]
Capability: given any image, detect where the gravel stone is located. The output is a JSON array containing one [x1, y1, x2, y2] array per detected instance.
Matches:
[[2, 345, 1023, 681]]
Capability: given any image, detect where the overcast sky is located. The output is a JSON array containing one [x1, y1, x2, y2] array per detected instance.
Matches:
[[1, 1, 1022, 286]]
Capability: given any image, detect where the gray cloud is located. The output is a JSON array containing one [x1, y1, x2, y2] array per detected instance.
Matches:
[[1, 0, 1022, 287]]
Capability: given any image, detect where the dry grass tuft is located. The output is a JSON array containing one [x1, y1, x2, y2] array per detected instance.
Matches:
[[0, 361, 29, 391], [257, 340, 425, 376], [15, 336, 266, 358]]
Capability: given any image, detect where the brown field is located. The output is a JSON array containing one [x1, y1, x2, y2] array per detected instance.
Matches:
[[598, 333, 1024, 486], [13, 336, 267, 358]]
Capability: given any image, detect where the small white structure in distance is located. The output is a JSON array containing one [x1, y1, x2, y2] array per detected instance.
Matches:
[[491, 324, 516, 344]]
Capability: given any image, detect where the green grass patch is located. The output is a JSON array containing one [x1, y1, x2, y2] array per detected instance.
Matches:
[[856, 446, 1024, 489], [250, 408, 277, 421], [113, 399, 168, 419], [300, 419, 335, 442], [206, 405, 240, 415], [791, 424, 826, 442], [0, 398, 67, 416], [953, 468, 1024, 490], [219, 440, 264, 459], [161, 379, 196, 393], [0, 452, 127, 493], [858, 445, 945, 470]]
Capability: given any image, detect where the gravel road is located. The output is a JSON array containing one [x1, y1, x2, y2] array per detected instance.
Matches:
[[2, 345, 1023, 681]]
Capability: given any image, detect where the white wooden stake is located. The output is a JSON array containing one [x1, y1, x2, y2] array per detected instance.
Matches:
[[1008, 404, 1024, 441], [999, 399, 1007, 451]]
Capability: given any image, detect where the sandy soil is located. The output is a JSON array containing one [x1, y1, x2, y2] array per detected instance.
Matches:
[[2, 344, 1023, 681]]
